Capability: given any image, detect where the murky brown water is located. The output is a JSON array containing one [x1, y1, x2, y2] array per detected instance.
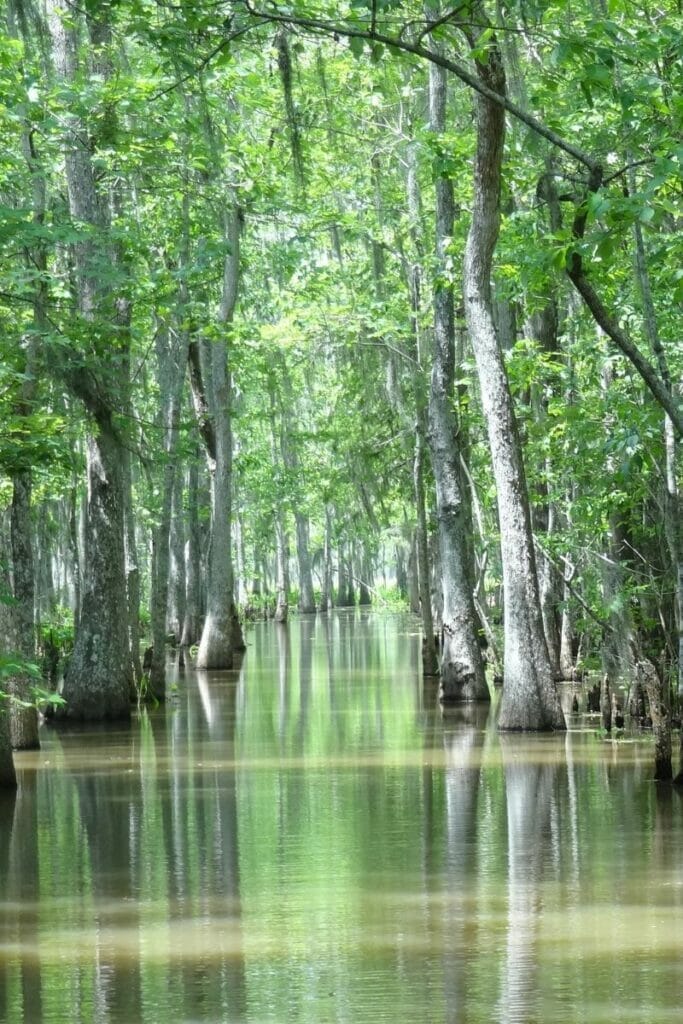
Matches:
[[1, 610, 682, 1023]]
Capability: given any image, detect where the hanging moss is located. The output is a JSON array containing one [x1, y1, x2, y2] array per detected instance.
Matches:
[[275, 27, 305, 189]]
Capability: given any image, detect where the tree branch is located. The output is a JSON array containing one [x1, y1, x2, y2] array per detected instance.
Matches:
[[565, 167, 683, 437], [237, 0, 599, 171]]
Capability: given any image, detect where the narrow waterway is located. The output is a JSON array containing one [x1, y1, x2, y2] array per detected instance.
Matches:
[[1, 610, 682, 1023]]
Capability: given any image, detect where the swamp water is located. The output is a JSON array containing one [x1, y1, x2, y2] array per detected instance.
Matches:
[[1, 610, 682, 1023]]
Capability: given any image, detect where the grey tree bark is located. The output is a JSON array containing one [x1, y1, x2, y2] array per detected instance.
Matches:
[[274, 517, 290, 625], [181, 456, 202, 647], [122, 447, 143, 693], [358, 546, 373, 606], [278, 368, 316, 614], [65, 429, 132, 718], [7, 59, 44, 747], [46, 0, 134, 719], [294, 513, 316, 613], [0, 713, 16, 789], [192, 207, 242, 668], [149, 319, 188, 700], [527, 302, 562, 674], [9, 472, 39, 749], [167, 470, 186, 642], [320, 505, 334, 612], [404, 141, 439, 675], [427, 60, 488, 702], [267, 385, 290, 624], [461, 20, 563, 729]]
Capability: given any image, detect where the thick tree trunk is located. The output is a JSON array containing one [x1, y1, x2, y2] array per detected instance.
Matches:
[[527, 302, 562, 674], [428, 60, 488, 703], [537, 506, 560, 676], [0, 714, 16, 789], [414, 444, 438, 676], [407, 534, 421, 615], [462, 25, 563, 729], [358, 547, 373, 606], [559, 578, 576, 680], [68, 486, 81, 630], [62, 429, 132, 718], [274, 518, 290, 624], [123, 448, 142, 692], [600, 511, 636, 685], [663, 424, 683, 697], [47, 0, 133, 719], [197, 333, 236, 666], [167, 470, 186, 642], [638, 660, 672, 782], [149, 523, 169, 701], [320, 506, 333, 612], [294, 513, 316, 613], [9, 472, 39, 749], [7, 9, 43, 747], [193, 207, 241, 669], [344, 551, 356, 607], [149, 315, 188, 699], [181, 457, 202, 647], [405, 228, 438, 671]]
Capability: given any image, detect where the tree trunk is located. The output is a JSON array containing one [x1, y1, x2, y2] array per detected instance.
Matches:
[[167, 469, 186, 642], [403, 165, 438, 672], [358, 547, 372, 606], [0, 713, 16, 789], [407, 534, 421, 615], [601, 512, 636, 684], [149, 310, 188, 699], [336, 541, 348, 606], [8, 95, 43, 747], [294, 513, 316, 613], [9, 472, 39, 749], [345, 551, 356, 607], [428, 59, 488, 703], [62, 429, 132, 718], [192, 207, 241, 669], [414, 442, 438, 675], [320, 506, 333, 612], [274, 517, 290, 624], [527, 301, 562, 674], [123, 447, 142, 692], [181, 456, 202, 647], [68, 485, 81, 631], [197, 331, 236, 666], [638, 660, 672, 782], [47, 0, 133, 719], [664, 423, 683, 698], [462, 22, 563, 729]]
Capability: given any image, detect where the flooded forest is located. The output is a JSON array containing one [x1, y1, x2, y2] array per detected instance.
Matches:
[[0, 1, 681, 1022]]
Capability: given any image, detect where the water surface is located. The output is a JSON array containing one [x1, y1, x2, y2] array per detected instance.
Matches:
[[1, 611, 682, 1023]]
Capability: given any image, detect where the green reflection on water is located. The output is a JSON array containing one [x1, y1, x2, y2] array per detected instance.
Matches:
[[0, 610, 682, 1023]]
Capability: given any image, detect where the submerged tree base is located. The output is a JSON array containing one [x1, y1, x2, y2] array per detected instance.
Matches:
[[47, 704, 132, 723], [439, 678, 490, 703]]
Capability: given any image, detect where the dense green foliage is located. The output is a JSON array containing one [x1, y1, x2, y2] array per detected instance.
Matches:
[[0, 0, 680, 727]]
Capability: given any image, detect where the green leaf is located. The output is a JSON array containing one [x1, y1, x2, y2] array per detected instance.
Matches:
[[348, 36, 365, 59]]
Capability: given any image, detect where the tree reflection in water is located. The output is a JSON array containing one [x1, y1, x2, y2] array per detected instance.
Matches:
[[498, 736, 559, 1024]]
